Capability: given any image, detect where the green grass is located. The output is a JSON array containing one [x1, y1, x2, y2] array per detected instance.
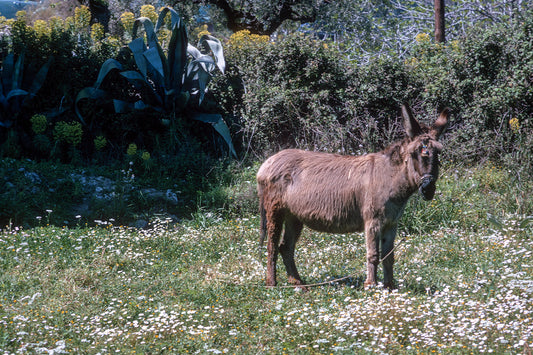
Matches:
[[1, 164, 532, 353]]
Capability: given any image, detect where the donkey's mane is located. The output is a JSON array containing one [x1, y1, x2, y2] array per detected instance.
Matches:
[[382, 138, 408, 166]]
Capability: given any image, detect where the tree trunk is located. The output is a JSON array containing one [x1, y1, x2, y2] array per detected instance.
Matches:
[[434, 0, 445, 43]]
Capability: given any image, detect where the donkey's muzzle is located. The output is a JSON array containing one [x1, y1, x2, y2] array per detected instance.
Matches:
[[419, 174, 436, 200]]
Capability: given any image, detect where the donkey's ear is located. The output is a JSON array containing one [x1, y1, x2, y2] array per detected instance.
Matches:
[[402, 103, 422, 138], [431, 107, 450, 139]]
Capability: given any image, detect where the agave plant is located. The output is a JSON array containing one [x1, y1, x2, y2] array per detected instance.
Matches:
[[0, 52, 53, 129], [76, 6, 236, 157]]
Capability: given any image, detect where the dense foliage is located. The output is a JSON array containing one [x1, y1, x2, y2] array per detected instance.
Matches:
[[221, 11, 533, 181], [0, 3, 531, 225]]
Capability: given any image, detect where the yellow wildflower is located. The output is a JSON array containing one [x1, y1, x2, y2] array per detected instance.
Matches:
[[509, 117, 520, 132], [48, 16, 64, 32]]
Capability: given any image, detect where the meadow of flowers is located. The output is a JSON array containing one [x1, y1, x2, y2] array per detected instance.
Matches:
[[1, 168, 532, 354]]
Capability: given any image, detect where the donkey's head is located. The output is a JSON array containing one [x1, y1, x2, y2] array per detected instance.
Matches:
[[402, 104, 449, 200]]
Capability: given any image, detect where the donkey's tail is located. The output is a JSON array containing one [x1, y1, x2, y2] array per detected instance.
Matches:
[[259, 196, 267, 247]]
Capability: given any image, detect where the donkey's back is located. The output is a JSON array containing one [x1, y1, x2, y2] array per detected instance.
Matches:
[[257, 149, 383, 234]]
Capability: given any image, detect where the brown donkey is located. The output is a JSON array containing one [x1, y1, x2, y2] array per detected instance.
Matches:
[[257, 104, 449, 290]]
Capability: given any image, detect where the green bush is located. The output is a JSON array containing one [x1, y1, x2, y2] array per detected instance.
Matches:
[[222, 33, 355, 156], [408, 13, 533, 178], [223, 14, 532, 183], [220, 32, 421, 157]]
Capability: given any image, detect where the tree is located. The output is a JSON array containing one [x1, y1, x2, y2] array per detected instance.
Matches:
[[434, 0, 445, 43], [169, 0, 324, 35]]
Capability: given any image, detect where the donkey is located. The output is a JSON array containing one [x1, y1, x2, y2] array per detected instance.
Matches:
[[257, 104, 449, 290]]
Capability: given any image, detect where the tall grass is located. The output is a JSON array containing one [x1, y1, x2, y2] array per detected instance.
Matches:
[[1, 164, 532, 353]]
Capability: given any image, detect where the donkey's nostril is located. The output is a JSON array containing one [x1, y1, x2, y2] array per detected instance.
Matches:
[[419, 175, 436, 200]]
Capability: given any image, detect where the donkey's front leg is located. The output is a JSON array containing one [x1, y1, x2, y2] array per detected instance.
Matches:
[[381, 224, 398, 290], [364, 220, 381, 289]]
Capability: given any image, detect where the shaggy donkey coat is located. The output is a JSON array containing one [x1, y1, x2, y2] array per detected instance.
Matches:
[[257, 104, 449, 290]]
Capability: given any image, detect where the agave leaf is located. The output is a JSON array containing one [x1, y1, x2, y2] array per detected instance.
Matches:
[[133, 17, 159, 50], [133, 17, 170, 90], [195, 55, 217, 74], [133, 100, 152, 110], [75, 87, 108, 124], [155, 6, 182, 32], [166, 11, 188, 93], [187, 44, 202, 59], [196, 68, 211, 104], [1, 53, 14, 92], [193, 113, 237, 158], [94, 59, 123, 89], [113, 99, 133, 113], [120, 70, 163, 106], [6, 89, 28, 101], [129, 38, 148, 77], [143, 47, 165, 83], [199, 34, 225, 74], [12, 51, 24, 91], [27, 57, 54, 97], [114, 99, 151, 113], [114, 99, 159, 113]]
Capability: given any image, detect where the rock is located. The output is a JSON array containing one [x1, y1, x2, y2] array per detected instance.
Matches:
[[130, 219, 149, 229]]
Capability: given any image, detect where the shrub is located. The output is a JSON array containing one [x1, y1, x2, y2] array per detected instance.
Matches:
[[220, 32, 419, 157], [407, 12, 533, 178]]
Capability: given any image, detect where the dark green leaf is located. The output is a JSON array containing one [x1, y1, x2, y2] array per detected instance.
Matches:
[[193, 113, 237, 158]]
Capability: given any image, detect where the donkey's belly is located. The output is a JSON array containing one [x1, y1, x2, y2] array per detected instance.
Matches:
[[292, 211, 365, 234]]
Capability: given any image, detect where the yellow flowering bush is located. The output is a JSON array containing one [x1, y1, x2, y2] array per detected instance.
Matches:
[[33, 20, 50, 38], [91, 23, 105, 42], [15, 10, 27, 22], [228, 30, 270, 49], [54, 122, 83, 146], [94, 136, 107, 151], [141, 151, 150, 161], [48, 16, 64, 32], [74, 5, 91, 30], [140, 5, 158, 24], [127, 143, 137, 156], [120, 11, 135, 35], [30, 114, 48, 134], [193, 24, 211, 39], [415, 33, 431, 43]]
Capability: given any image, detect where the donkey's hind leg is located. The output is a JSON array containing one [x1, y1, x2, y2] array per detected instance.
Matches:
[[266, 208, 284, 287], [279, 214, 306, 290]]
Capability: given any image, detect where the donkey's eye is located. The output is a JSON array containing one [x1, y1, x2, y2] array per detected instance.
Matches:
[[421, 144, 430, 157]]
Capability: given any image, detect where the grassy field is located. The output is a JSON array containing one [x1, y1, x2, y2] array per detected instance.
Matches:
[[1, 164, 532, 354]]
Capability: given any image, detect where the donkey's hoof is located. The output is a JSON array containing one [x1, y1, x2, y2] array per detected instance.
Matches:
[[288, 277, 309, 292], [265, 279, 277, 287], [384, 281, 396, 290], [294, 285, 309, 292], [363, 281, 376, 290]]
